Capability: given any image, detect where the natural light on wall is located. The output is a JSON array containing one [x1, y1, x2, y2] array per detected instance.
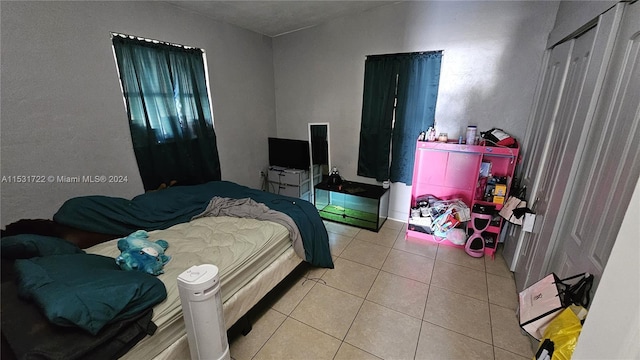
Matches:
[[397, 1, 519, 140]]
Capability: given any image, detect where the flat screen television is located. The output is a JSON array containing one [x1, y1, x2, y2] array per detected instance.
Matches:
[[268, 137, 310, 170]]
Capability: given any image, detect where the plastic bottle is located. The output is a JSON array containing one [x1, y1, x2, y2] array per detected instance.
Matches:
[[466, 126, 477, 145], [427, 127, 437, 142]]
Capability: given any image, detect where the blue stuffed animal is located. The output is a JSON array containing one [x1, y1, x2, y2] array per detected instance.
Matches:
[[115, 230, 171, 276]]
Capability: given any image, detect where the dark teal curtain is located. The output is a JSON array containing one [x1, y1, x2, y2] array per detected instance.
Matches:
[[391, 52, 442, 184], [357, 56, 399, 181], [357, 51, 442, 185], [112, 35, 221, 191]]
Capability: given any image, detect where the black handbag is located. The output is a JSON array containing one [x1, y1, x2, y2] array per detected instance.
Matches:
[[557, 272, 594, 308]]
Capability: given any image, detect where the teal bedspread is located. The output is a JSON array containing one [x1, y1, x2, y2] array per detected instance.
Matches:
[[53, 181, 333, 268]]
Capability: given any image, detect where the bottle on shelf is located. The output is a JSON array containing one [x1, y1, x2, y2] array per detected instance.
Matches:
[[427, 127, 437, 142], [466, 126, 477, 145], [327, 167, 342, 188], [407, 139, 520, 258]]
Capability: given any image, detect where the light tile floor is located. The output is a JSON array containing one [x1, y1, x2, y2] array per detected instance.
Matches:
[[228, 220, 534, 360]]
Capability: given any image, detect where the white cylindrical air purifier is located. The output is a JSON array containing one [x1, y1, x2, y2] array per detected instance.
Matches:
[[177, 264, 230, 360]]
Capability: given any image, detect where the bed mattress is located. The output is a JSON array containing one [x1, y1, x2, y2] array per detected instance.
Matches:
[[85, 216, 295, 359]]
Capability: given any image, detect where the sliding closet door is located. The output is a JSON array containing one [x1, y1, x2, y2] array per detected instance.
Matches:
[[548, 1, 640, 285], [512, 41, 572, 290], [514, 5, 622, 291]]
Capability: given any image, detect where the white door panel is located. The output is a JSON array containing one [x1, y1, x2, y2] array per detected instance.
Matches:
[[513, 42, 572, 289], [515, 30, 598, 290], [520, 41, 573, 194], [514, 5, 623, 291], [549, 2, 640, 286], [520, 27, 598, 287]]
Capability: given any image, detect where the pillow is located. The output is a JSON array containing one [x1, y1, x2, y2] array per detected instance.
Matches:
[[1, 234, 84, 259], [14, 253, 166, 335]]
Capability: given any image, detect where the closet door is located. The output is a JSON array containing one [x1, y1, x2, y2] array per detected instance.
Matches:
[[514, 5, 622, 290], [518, 41, 572, 196], [512, 41, 572, 289], [548, 1, 640, 284]]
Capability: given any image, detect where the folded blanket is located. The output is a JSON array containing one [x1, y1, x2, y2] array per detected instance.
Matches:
[[1, 280, 156, 360], [14, 254, 167, 335]]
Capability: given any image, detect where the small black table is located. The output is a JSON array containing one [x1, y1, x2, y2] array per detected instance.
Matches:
[[314, 180, 389, 232]]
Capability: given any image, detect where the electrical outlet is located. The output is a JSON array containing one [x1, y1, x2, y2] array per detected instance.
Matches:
[[259, 170, 266, 178]]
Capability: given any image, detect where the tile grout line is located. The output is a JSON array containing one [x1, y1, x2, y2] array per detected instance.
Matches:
[[248, 307, 289, 360], [332, 231, 383, 360], [242, 223, 361, 359], [252, 222, 523, 359], [485, 257, 497, 360], [420, 318, 497, 348], [330, 230, 364, 359], [334, 228, 402, 359], [414, 259, 435, 360]]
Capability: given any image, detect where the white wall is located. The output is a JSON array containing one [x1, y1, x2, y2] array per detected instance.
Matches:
[[0, 1, 276, 227], [572, 177, 640, 359], [272, 1, 559, 220]]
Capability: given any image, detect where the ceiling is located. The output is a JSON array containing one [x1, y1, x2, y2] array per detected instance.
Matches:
[[164, 1, 399, 37]]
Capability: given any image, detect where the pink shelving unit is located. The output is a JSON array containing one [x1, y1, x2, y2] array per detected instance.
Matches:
[[406, 141, 519, 258]]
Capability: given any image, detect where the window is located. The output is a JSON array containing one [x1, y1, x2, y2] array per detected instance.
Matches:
[[357, 51, 442, 185], [112, 33, 221, 190]]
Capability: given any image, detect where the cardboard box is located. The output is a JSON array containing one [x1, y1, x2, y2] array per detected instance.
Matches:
[[494, 184, 507, 197], [493, 195, 505, 205]]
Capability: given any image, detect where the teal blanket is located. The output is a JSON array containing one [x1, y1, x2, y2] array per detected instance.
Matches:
[[54, 181, 333, 268]]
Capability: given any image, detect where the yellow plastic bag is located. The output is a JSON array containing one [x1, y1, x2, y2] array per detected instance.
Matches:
[[534, 306, 585, 360]]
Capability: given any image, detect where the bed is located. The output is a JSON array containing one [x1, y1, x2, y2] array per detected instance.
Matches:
[[1, 181, 333, 360]]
